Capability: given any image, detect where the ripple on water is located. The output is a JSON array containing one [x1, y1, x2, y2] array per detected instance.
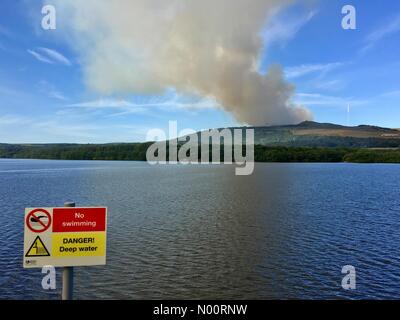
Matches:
[[1, 161, 400, 299]]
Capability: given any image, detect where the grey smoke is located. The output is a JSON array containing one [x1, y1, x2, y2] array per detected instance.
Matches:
[[52, 0, 312, 125]]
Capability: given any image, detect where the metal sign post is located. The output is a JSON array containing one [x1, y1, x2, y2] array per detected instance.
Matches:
[[62, 202, 75, 300]]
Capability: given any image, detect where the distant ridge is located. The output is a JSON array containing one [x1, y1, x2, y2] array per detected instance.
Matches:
[[1, 121, 400, 149], [218, 121, 400, 148], [237, 120, 397, 132]]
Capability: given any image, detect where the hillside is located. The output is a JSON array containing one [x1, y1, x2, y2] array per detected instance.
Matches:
[[1, 122, 400, 163], [230, 121, 400, 148]]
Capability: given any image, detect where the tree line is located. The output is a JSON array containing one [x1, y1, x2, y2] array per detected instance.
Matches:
[[1, 143, 400, 163]]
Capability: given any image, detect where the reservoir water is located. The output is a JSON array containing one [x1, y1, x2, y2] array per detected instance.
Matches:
[[0, 159, 399, 299]]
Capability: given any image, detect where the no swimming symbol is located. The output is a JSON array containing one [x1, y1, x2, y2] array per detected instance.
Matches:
[[26, 209, 51, 233]]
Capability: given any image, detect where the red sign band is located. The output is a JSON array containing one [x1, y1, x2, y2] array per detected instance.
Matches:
[[53, 208, 106, 232]]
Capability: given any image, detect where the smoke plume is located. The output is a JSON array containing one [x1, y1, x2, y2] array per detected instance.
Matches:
[[53, 0, 312, 125]]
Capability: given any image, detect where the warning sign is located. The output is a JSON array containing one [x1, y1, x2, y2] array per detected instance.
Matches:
[[23, 207, 107, 268], [25, 236, 50, 257], [26, 209, 51, 233], [52, 232, 106, 257]]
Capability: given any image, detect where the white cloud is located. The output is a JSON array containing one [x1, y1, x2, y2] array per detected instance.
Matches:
[[0, 115, 31, 126], [48, 91, 68, 101], [28, 49, 53, 64], [380, 90, 400, 97], [28, 47, 71, 66], [313, 79, 344, 91], [262, 9, 317, 50], [37, 80, 68, 101], [285, 62, 343, 79], [68, 95, 219, 115], [68, 98, 138, 108], [295, 93, 367, 107], [0, 112, 151, 143], [32, 120, 101, 139], [362, 14, 400, 53], [38, 47, 72, 66], [67, 98, 149, 117]]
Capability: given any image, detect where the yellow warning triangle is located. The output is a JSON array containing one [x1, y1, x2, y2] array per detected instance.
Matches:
[[25, 236, 50, 257]]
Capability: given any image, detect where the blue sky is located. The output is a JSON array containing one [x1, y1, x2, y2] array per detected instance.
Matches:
[[1, 0, 400, 143]]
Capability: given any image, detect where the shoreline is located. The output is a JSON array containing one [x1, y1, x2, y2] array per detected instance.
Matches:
[[1, 143, 400, 164], [1, 157, 400, 165]]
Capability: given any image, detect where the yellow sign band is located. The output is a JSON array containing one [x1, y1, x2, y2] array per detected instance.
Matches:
[[52, 232, 106, 257]]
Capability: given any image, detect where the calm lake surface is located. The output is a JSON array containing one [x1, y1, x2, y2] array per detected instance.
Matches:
[[0, 159, 400, 299]]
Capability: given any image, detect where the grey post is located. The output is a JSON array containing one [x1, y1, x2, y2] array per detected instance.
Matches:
[[62, 201, 75, 300]]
